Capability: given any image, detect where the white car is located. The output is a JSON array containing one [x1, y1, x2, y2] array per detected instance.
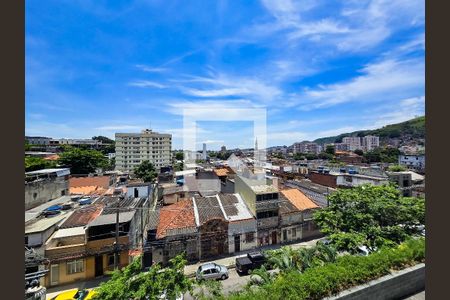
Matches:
[[196, 263, 229, 281]]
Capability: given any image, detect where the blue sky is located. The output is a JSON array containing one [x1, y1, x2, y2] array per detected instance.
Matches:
[[25, 0, 425, 150]]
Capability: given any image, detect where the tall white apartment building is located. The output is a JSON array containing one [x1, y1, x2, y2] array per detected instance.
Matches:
[[342, 137, 362, 151], [115, 129, 172, 172], [362, 135, 380, 152], [293, 142, 322, 154]]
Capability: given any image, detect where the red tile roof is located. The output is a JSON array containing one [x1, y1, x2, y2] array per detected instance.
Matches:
[[60, 205, 103, 228], [69, 176, 111, 189], [70, 186, 107, 195], [280, 189, 319, 211], [156, 199, 196, 239]]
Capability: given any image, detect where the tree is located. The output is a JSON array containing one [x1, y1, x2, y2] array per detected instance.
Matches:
[[313, 184, 425, 253], [92, 136, 114, 144], [175, 152, 184, 160], [25, 157, 57, 172], [134, 160, 158, 183], [354, 149, 364, 156], [92, 255, 192, 300], [58, 148, 108, 174], [293, 153, 306, 161], [388, 164, 407, 172], [325, 145, 335, 155], [318, 152, 333, 160]]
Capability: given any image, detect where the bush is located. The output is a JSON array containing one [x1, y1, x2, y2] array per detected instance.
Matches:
[[227, 238, 425, 300]]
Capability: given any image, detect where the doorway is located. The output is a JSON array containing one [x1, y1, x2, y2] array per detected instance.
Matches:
[[271, 231, 277, 244], [234, 235, 241, 253], [283, 229, 287, 241], [95, 255, 104, 277], [50, 264, 59, 286]]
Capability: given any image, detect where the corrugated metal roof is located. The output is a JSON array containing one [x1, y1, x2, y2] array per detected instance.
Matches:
[[87, 211, 135, 227], [194, 196, 226, 224], [25, 213, 71, 234]]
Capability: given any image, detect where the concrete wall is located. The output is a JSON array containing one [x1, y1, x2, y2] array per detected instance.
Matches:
[[235, 176, 257, 215], [126, 185, 150, 198], [309, 172, 337, 188], [25, 177, 69, 210], [325, 263, 425, 300]]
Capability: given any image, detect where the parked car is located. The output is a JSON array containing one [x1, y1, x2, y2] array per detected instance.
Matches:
[[235, 251, 267, 275], [196, 263, 229, 281], [50, 288, 96, 300]]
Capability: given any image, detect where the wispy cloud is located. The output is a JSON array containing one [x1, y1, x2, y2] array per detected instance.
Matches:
[[128, 80, 167, 89], [135, 64, 169, 73], [296, 57, 424, 110]]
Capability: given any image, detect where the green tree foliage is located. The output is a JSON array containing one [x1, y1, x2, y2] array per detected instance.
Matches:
[[92, 255, 192, 300], [133, 160, 158, 183], [92, 136, 114, 144], [25, 157, 57, 172], [363, 147, 401, 163], [325, 145, 335, 155], [293, 153, 306, 160], [58, 148, 108, 174], [318, 152, 333, 160], [227, 238, 425, 300], [313, 184, 425, 253], [388, 164, 407, 172], [353, 149, 364, 156], [193, 278, 225, 300], [175, 152, 184, 160]]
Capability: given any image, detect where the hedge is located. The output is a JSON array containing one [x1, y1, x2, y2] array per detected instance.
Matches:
[[227, 238, 425, 300]]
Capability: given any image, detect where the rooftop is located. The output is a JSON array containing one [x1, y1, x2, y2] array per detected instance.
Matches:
[[53, 226, 86, 239], [69, 176, 111, 189], [156, 199, 196, 239], [87, 211, 136, 227], [25, 213, 71, 234], [213, 168, 229, 177], [69, 185, 107, 196], [60, 205, 103, 228], [218, 193, 254, 222], [194, 196, 226, 224], [280, 189, 319, 211], [26, 168, 70, 177]]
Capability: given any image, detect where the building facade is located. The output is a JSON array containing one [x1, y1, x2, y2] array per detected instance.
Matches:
[[361, 135, 380, 152], [342, 137, 362, 151], [292, 142, 322, 154], [398, 154, 425, 171], [115, 129, 172, 172]]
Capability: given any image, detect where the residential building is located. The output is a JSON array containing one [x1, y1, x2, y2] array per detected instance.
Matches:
[[152, 199, 199, 265], [333, 143, 349, 151], [279, 189, 321, 242], [218, 193, 257, 254], [25, 212, 71, 251], [309, 170, 389, 189], [387, 171, 425, 198], [202, 143, 207, 160], [126, 182, 152, 199], [221, 145, 227, 152], [69, 175, 114, 196], [115, 129, 172, 172], [398, 154, 425, 171], [193, 195, 229, 260], [361, 135, 380, 151], [292, 142, 322, 154], [235, 175, 280, 246], [25, 168, 70, 210], [342, 136, 362, 151], [26, 136, 52, 145], [335, 151, 364, 164]]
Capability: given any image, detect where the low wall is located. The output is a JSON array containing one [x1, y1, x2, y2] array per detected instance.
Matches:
[[324, 263, 425, 300]]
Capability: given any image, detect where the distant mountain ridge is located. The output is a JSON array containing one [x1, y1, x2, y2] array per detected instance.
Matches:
[[313, 116, 425, 145]]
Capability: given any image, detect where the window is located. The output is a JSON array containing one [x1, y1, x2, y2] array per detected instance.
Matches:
[[67, 259, 84, 274], [107, 254, 115, 267], [25, 236, 28, 246], [246, 232, 255, 243], [292, 228, 297, 238]]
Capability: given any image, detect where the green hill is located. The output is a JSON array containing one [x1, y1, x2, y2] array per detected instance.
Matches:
[[313, 116, 425, 145]]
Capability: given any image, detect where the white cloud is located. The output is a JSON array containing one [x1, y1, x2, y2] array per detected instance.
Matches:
[[128, 80, 167, 89], [296, 57, 424, 109], [135, 64, 168, 73]]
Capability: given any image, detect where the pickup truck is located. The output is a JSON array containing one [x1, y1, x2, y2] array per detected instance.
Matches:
[[235, 251, 267, 275]]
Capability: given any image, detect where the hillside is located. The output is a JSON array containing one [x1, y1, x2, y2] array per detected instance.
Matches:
[[313, 116, 425, 145]]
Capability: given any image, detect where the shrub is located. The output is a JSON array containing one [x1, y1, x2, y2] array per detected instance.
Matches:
[[227, 238, 424, 300]]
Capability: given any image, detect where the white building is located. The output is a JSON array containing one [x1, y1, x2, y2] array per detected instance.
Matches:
[[399, 154, 425, 171], [292, 142, 322, 154], [342, 137, 362, 151], [361, 135, 380, 152], [115, 129, 172, 172], [202, 143, 207, 160]]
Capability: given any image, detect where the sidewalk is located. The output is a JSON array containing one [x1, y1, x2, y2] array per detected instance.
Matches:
[[45, 276, 109, 300], [184, 236, 324, 277]]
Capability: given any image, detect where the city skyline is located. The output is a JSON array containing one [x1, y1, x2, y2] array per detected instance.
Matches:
[[26, 0, 424, 149]]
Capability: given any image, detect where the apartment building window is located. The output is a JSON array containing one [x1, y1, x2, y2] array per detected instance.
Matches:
[[245, 232, 255, 243], [67, 259, 84, 274]]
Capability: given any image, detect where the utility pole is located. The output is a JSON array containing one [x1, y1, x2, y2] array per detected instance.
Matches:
[[114, 199, 120, 270]]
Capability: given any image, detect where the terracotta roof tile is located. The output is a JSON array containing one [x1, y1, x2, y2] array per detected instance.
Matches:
[[69, 176, 111, 189], [156, 199, 196, 239], [60, 205, 103, 228], [214, 168, 229, 177], [280, 189, 319, 211], [70, 186, 107, 195]]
